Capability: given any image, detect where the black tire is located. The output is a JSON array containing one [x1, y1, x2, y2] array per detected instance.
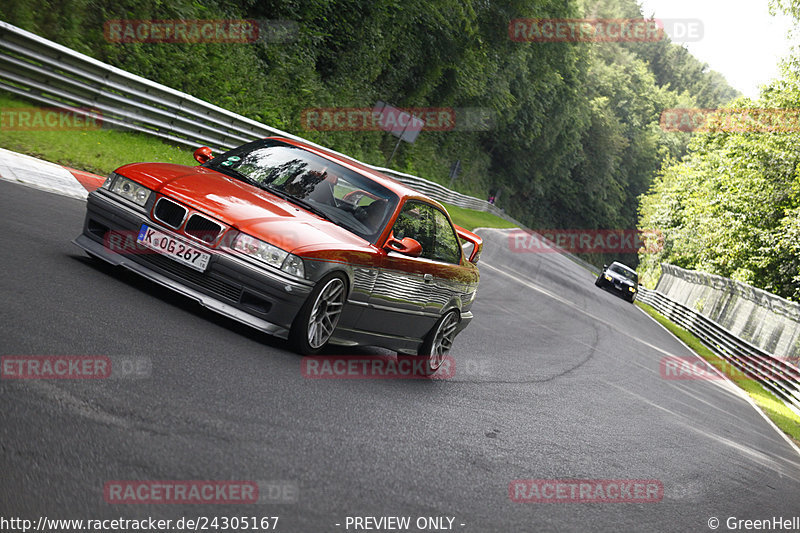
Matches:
[[289, 273, 348, 355], [399, 309, 460, 376], [595, 276, 603, 287]]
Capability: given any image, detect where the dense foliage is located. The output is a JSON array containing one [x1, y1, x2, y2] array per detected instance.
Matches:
[[637, 1, 800, 299], [1, 0, 737, 257]]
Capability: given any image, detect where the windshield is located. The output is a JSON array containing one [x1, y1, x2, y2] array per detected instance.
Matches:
[[609, 264, 638, 282], [204, 139, 399, 243]]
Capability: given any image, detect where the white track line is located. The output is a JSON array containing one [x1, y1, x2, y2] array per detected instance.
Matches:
[[636, 305, 800, 458]]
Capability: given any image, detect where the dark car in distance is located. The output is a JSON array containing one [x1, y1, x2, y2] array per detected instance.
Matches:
[[595, 261, 638, 303]]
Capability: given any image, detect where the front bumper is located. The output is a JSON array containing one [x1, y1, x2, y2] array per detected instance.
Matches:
[[74, 190, 314, 339], [610, 281, 636, 299]]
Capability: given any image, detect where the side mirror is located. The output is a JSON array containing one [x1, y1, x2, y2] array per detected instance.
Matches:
[[193, 146, 213, 164], [602, 264, 608, 270], [384, 236, 422, 257]]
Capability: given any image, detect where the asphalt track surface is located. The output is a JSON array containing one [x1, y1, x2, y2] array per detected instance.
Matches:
[[2, 177, 800, 532]]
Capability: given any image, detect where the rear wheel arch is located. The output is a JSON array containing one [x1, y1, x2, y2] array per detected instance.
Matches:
[[398, 307, 462, 377]]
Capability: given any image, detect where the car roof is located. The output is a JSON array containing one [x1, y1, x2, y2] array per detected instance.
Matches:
[[269, 137, 444, 209]]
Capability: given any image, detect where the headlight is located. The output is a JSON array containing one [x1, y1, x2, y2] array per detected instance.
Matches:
[[101, 173, 114, 190], [281, 254, 305, 278], [232, 233, 305, 278], [604, 274, 612, 281], [628, 286, 636, 292], [107, 173, 152, 207]]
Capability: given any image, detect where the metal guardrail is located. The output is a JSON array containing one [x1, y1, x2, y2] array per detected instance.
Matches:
[[637, 287, 800, 416], [657, 263, 800, 361], [0, 20, 523, 225]]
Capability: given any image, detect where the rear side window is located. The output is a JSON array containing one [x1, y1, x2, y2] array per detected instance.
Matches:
[[431, 207, 461, 264]]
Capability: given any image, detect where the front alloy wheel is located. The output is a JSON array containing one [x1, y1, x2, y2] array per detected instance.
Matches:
[[290, 274, 346, 354]]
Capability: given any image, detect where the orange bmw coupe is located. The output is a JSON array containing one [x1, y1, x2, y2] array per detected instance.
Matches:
[[74, 137, 481, 374]]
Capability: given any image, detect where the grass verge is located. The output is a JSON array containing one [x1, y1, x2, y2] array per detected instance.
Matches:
[[0, 91, 514, 230], [0, 93, 195, 174], [442, 202, 519, 231], [636, 300, 800, 445]]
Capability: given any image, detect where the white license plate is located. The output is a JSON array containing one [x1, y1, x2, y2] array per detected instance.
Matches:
[[137, 224, 211, 272]]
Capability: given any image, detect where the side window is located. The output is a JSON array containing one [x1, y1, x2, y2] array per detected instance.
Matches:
[[391, 201, 461, 264], [431, 208, 462, 264], [392, 202, 435, 258]]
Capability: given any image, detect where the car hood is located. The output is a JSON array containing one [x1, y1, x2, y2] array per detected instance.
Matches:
[[117, 163, 370, 253]]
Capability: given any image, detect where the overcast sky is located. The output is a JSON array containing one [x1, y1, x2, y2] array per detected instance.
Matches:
[[637, 0, 798, 100]]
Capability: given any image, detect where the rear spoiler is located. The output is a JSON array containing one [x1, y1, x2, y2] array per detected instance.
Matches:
[[454, 225, 483, 264]]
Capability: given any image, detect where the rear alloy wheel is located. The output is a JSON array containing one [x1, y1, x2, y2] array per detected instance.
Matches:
[[290, 274, 347, 354], [400, 309, 460, 376]]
